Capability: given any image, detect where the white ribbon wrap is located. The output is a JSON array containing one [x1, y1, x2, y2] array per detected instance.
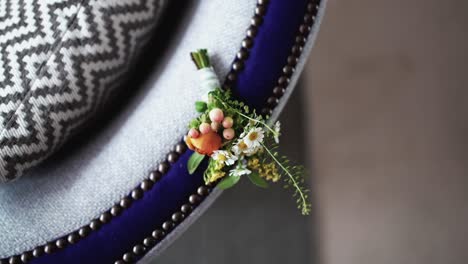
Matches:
[[198, 67, 220, 101]]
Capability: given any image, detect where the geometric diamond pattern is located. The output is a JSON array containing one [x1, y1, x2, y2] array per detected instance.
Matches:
[[0, 0, 164, 182]]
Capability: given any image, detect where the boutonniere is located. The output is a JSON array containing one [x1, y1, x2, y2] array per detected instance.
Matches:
[[185, 49, 311, 215]]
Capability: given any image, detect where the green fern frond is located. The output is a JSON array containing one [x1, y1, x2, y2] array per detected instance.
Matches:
[[260, 143, 311, 215]]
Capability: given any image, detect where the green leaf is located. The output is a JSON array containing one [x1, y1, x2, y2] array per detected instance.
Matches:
[[189, 119, 201, 129], [217, 175, 241, 190], [195, 101, 207, 112], [188, 152, 206, 174], [200, 113, 208, 123], [247, 172, 269, 188]]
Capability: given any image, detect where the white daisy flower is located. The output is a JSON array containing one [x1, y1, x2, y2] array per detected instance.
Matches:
[[243, 127, 264, 148], [232, 139, 261, 156], [212, 150, 237, 166], [232, 140, 248, 156], [229, 165, 251, 177], [244, 145, 262, 156], [273, 121, 281, 143]]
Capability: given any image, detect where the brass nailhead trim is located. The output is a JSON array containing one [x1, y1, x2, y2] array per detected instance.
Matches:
[[261, 0, 320, 115], [1, 141, 183, 263]]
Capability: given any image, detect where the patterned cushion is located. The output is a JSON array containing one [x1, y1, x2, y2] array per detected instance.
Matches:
[[0, 0, 165, 182]]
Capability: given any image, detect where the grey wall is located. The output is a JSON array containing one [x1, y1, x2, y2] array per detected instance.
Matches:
[[306, 0, 468, 263]]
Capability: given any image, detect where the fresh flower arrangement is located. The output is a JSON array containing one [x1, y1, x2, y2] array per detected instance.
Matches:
[[185, 49, 311, 215]]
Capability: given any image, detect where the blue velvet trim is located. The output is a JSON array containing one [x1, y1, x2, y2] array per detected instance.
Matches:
[[31, 151, 205, 264], [234, 0, 308, 110], [29, 0, 308, 263]]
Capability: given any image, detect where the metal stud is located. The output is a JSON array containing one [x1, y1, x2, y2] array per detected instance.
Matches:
[[152, 229, 165, 240], [287, 55, 298, 66], [78, 226, 91, 237], [292, 44, 303, 56], [255, 5, 267, 16], [175, 143, 187, 154], [140, 179, 153, 191], [131, 188, 144, 200], [67, 233, 80, 244], [307, 2, 316, 13], [56, 238, 67, 249], [162, 221, 174, 231], [167, 152, 179, 163], [44, 243, 56, 254], [257, 0, 269, 5], [299, 24, 310, 35], [120, 197, 132, 208], [189, 194, 201, 205], [8, 256, 19, 264], [273, 86, 285, 97], [158, 161, 170, 174], [241, 38, 253, 49], [246, 26, 258, 38], [122, 253, 134, 263], [99, 212, 112, 223], [278, 76, 290, 87], [236, 49, 249, 60], [261, 107, 273, 116], [295, 35, 306, 45], [20, 253, 31, 264], [32, 247, 44, 258], [304, 13, 313, 24], [197, 186, 209, 196], [114, 261, 125, 264], [232, 61, 244, 71], [149, 170, 162, 182], [181, 204, 192, 214], [111, 205, 122, 216], [89, 219, 101, 230], [251, 15, 263, 26], [171, 212, 184, 223], [133, 245, 146, 255], [143, 237, 156, 247], [283, 65, 294, 76], [267, 97, 279, 107], [227, 72, 237, 82]]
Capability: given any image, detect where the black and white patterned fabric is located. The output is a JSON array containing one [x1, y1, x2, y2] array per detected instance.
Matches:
[[0, 0, 165, 182]]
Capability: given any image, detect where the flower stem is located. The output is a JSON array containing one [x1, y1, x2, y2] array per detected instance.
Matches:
[[212, 95, 278, 136], [260, 142, 309, 215], [191, 49, 210, 69]]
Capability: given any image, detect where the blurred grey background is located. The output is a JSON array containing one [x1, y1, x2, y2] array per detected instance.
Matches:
[[159, 0, 468, 263], [306, 0, 468, 264]]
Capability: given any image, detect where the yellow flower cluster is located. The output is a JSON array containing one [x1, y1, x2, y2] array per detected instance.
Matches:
[[247, 158, 260, 170], [206, 161, 226, 183], [247, 158, 280, 182]]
